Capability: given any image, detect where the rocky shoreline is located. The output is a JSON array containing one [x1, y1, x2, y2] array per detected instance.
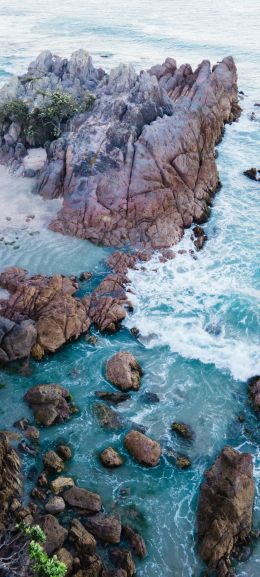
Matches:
[[0, 49, 259, 577]]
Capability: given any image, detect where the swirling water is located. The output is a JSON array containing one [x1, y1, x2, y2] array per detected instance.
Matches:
[[0, 1, 260, 576]]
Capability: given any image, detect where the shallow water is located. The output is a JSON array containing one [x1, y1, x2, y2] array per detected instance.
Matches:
[[0, 1, 260, 576]]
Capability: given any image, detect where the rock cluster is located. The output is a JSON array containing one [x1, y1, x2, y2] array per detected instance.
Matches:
[[24, 384, 77, 426], [197, 446, 254, 576]]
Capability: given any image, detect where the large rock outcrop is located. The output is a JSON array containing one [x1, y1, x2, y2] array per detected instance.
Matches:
[[0, 267, 90, 358], [197, 446, 254, 577], [32, 54, 240, 248]]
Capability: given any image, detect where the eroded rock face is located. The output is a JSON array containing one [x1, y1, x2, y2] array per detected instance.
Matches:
[[84, 275, 129, 333], [124, 430, 161, 467], [197, 446, 254, 576], [0, 315, 37, 363], [69, 518, 97, 556], [106, 352, 143, 391], [24, 384, 76, 426], [0, 433, 21, 527], [0, 267, 90, 358], [30, 54, 241, 249]]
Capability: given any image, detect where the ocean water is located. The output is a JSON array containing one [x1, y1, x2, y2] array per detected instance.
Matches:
[[0, 1, 260, 576]]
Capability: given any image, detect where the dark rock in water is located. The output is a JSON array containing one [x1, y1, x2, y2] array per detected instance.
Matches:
[[122, 525, 147, 558], [57, 443, 72, 461], [0, 433, 21, 526], [84, 513, 122, 544], [165, 447, 191, 469], [43, 450, 64, 473], [124, 430, 161, 467], [0, 267, 90, 358], [27, 466, 38, 480], [28, 52, 241, 249], [171, 421, 194, 440], [79, 271, 92, 282], [24, 383, 76, 426], [197, 446, 254, 576], [243, 167, 260, 181], [141, 391, 160, 404], [205, 322, 221, 336], [129, 422, 148, 434], [95, 391, 131, 404], [41, 514, 68, 555], [109, 548, 135, 577], [191, 225, 208, 251], [63, 486, 102, 513], [99, 447, 124, 468], [248, 375, 260, 416], [18, 440, 37, 456], [130, 327, 139, 338], [0, 315, 37, 363], [106, 351, 143, 391], [93, 402, 124, 430]]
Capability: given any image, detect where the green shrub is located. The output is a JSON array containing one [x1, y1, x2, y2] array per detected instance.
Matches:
[[17, 523, 66, 577], [0, 99, 29, 126]]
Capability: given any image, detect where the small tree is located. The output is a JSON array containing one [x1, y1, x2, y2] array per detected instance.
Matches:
[[0, 523, 66, 577]]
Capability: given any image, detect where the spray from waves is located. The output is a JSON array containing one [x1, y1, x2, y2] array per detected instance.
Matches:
[[124, 234, 260, 382]]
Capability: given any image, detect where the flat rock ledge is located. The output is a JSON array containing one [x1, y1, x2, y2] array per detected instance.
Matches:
[[0, 50, 241, 249], [197, 446, 254, 577]]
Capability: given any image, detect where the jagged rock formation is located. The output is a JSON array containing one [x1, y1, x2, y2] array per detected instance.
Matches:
[[197, 446, 254, 577], [0, 50, 240, 248], [0, 433, 21, 528], [34, 54, 240, 248]]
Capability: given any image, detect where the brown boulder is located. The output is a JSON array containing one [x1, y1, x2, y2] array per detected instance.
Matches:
[[197, 446, 254, 576], [124, 430, 161, 467], [43, 450, 64, 473], [72, 555, 103, 577], [122, 525, 147, 558], [42, 514, 68, 555], [45, 496, 66, 514], [63, 486, 102, 512], [57, 444, 72, 460], [69, 518, 96, 556], [106, 352, 143, 391], [24, 384, 76, 426], [243, 167, 260, 181], [99, 447, 124, 468], [84, 275, 129, 333], [0, 267, 90, 357], [50, 476, 75, 495], [109, 549, 135, 577], [84, 513, 121, 544], [56, 548, 74, 575]]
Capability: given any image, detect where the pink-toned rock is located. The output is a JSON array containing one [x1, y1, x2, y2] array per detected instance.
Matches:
[[197, 446, 254, 577], [34, 56, 241, 249], [24, 384, 76, 426], [124, 430, 161, 467], [106, 352, 143, 391], [249, 376, 260, 415], [0, 267, 90, 357], [84, 275, 129, 333]]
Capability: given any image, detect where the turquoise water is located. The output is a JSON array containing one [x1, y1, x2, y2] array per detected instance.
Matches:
[[0, 1, 260, 576]]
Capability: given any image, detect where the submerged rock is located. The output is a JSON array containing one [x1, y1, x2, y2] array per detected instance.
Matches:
[[171, 421, 194, 440], [99, 447, 124, 468], [24, 384, 76, 426], [95, 391, 131, 404], [93, 403, 123, 430], [106, 352, 143, 391], [197, 446, 254, 576], [124, 430, 161, 467], [243, 167, 260, 181], [122, 525, 147, 558]]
